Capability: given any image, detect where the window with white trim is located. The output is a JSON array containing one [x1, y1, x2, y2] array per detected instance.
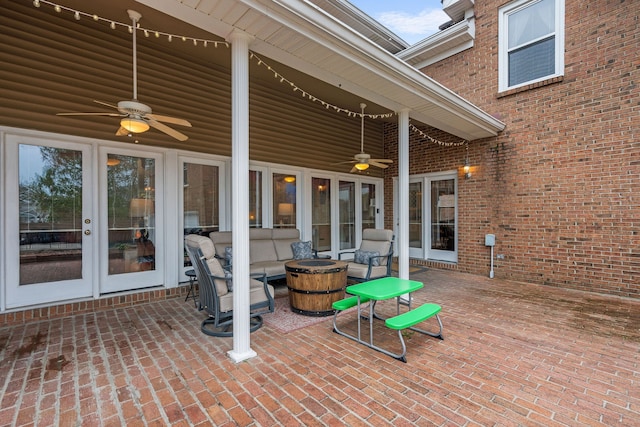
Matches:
[[499, 0, 564, 92]]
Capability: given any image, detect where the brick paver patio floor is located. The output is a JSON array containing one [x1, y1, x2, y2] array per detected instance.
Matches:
[[1, 269, 638, 426]]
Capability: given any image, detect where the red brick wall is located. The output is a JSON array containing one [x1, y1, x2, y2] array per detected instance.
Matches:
[[385, 0, 640, 298]]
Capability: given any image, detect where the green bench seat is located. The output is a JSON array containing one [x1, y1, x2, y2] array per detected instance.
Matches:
[[385, 303, 441, 330], [332, 295, 370, 311], [333, 297, 443, 363]]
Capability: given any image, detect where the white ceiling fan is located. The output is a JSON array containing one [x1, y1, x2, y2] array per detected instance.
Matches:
[[341, 103, 393, 173], [57, 10, 191, 141]]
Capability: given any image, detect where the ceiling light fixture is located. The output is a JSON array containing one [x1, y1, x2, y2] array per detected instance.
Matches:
[[120, 118, 149, 133], [354, 163, 369, 171]]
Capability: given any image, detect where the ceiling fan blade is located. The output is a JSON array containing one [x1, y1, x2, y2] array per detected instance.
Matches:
[[369, 161, 390, 169], [148, 119, 189, 141], [57, 112, 122, 117], [349, 166, 358, 173], [116, 126, 129, 136], [147, 113, 192, 127], [93, 100, 119, 109], [370, 159, 393, 163]]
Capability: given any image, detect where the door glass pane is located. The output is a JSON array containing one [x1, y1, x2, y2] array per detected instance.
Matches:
[[107, 155, 156, 275], [19, 144, 83, 285], [361, 183, 376, 232], [409, 182, 422, 249], [312, 178, 331, 251], [274, 173, 296, 228], [249, 170, 262, 228], [431, 179, 455, 251], [339, 181, 355, 250], [183, 163, 219, 267]]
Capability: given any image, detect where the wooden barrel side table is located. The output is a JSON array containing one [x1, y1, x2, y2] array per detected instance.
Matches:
[[285, 259, 348, 317]]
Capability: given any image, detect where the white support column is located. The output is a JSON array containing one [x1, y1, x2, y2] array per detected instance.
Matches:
[[227, 29, 256, 363], [398, 109, 410, 283]]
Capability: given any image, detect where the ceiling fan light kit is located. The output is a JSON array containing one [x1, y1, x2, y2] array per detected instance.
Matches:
[[56, 10, 191, 141], [120, 117, 149, 133], [340, 103, 393, 173]]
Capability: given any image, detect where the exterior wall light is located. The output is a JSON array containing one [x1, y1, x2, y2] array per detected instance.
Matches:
[[464, 159, 471, 179], [464, 141, 471, 179]]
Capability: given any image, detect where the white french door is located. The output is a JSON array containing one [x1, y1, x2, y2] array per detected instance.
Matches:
[[336, 178, 382, 254], [5, 135, 94, 308], [396, 172, 458, 263], [99, 148, 164, 293]]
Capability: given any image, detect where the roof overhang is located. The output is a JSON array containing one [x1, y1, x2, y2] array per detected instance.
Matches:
[[136, 0, 505, 140], [397, 18, 475, 69]]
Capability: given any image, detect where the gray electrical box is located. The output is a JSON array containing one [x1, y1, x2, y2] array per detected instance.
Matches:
[[485, 234, 495, 246]]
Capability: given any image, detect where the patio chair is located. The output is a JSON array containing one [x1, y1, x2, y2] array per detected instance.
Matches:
[[184, 234, 275, 337], [339, 229, 394, 282]]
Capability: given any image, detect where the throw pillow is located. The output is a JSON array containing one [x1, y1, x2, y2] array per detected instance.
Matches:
[[224, 270, 233, 292], [224, 246, 233, 266], [291, 241, 313, 260], [354, 249, 380, 266]]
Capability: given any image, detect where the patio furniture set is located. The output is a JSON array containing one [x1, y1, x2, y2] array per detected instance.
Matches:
[[185, 228, 443, 361]]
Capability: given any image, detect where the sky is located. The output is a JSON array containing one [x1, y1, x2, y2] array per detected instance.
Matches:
[[348, 0, 449, 45]]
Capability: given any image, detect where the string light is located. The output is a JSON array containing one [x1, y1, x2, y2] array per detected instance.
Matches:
[[30, 0, 463, 140], [249, 51, 396, 120], [30, 0, 229, 49], [409, 123, 467, 147]]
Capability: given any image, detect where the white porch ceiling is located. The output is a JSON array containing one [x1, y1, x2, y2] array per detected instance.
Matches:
[[137, 0, 505, 141]]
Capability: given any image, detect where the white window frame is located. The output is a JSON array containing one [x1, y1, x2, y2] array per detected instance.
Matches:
[[498, 0, 565, 92]]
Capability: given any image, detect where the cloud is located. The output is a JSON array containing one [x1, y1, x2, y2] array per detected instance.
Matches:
[[377, 9, 449, 42]]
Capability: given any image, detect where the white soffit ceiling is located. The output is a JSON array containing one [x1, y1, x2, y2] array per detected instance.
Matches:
[[136, 0, 505, 141]]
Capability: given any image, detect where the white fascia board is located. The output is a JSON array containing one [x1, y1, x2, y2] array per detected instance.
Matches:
[[410, 40, 474, 70], [443, 0, 475, 22], [397, 18, 475, 67], [320, 0, 409, 51]]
